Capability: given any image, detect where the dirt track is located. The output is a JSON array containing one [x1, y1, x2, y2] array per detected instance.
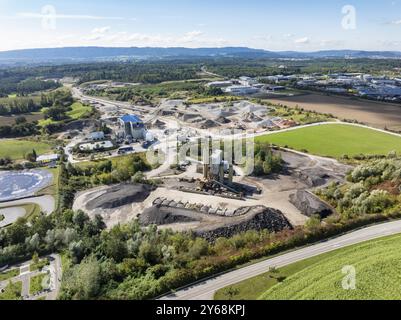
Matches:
[[268, 93, 401, 131]]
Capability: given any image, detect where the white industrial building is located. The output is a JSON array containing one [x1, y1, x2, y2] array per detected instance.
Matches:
[[118, 114, 146, 140], [225, 85, 259, 96], [88, 131, 105, 141], [207, 81, 233, 88]]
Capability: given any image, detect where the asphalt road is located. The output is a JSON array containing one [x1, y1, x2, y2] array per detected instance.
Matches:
[[160, 219, 401, 300]]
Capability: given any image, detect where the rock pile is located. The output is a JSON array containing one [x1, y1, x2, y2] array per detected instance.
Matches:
[[197, 206, 292, 242]]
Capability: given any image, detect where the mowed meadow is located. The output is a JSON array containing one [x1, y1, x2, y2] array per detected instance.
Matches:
[[257, 123, 401, 158], [260, 234, 401, 300], [0, 139, 52, 160]]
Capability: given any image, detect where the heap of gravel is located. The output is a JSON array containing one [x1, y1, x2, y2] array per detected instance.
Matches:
[[196, 206, 292, 242], [139, 206, 198, 225], [139, 204, 292, 242], [289, 190, 333, 218], [86, 183, 155, 210]]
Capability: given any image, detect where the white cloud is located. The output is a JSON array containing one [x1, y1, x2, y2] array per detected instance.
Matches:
[[294, 37, 310, 44], [92, 26, 111, 34], [181, 30, 204, 42], [391, 19, 401, 25], [17, 12, 125, 20]]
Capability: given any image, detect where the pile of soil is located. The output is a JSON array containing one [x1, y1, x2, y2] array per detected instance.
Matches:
[[86, 183, 155, 210], [289, 190, 333, 218], [139, 206, 198, 225], [200, 119, 218, 129]]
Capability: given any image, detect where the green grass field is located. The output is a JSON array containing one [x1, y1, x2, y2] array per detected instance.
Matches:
[[29, 273, 47, 295], [0, 139, 52, 160], [66, 102, 92, 120], [257, 124, 401, 158], [0, 269, 19, 282], [38, 102, 92, 127], [216, 233, 401, 300], [0, 281, 22, 300], [259, 234, 401, 300]]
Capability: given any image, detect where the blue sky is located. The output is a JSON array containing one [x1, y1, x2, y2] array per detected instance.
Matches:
[[0, 0, 401, 51]]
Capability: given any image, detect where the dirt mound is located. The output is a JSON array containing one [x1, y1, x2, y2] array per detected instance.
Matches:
[[200, 119, 218, 129], [151, 119, 166, 129], [294, 168, 333, 187], [139, 206, 198, 225], [86, 183, 155, 210], [216, 116, 231, 124], [242, 112, 262, 123], [289, 190, 333, 218]]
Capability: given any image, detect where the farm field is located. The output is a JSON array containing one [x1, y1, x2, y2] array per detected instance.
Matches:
[[267, 92, 401, 131], [257, 124, 401, 158], [0, 112, 44, 126], [216, 233, 401, 300], [0, 139, 52, 160], [260, 233, 401, 300]]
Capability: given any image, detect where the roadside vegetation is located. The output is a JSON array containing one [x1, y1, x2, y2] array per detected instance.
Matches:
[[0, 268, 19, 282]]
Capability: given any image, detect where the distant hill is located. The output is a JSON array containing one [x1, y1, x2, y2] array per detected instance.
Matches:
[[0, 46, 400, 64]]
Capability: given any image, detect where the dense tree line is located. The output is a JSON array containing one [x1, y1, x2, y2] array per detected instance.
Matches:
[[0, 71, 59, 96], [0, 96, 41, 116], [0, 120, 38, 138], [16, 78, 60, 95]]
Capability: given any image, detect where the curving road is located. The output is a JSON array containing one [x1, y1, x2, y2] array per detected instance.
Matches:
[[160, 219, 401, 300]]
